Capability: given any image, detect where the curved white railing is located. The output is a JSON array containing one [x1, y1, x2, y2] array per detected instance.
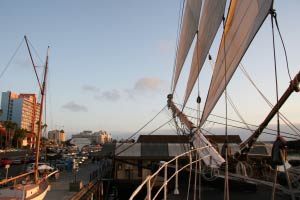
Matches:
[[129, 146, 216, 200]]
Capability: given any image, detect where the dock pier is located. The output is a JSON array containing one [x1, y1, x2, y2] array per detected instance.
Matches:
[[45, 159, 112, 200]]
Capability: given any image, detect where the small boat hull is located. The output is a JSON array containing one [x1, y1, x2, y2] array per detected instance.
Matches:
[[0, 179, 50, 200]]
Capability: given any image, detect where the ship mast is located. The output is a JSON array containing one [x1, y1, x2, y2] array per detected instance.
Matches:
[[24, 36, 50, 183]]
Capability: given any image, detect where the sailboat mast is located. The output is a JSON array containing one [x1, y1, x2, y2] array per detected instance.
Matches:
[[34, 47, 49, 183], [238, 71, 300, 160]]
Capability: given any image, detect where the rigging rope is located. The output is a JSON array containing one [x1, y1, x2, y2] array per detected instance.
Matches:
[[187, 152, 192, 200], [114, 104, 167, 152], [239, 64, 300, 136], [208, 55, 253, 134], [193, 153, 198, 200], [198, 157, 202, 200], [201, 118, 299, 140], [24, 36, 42, 92], [171, 0, 186, 93], [115, 115, 174, 156], [273, 11, 292, 81], [270, 9, 281, 138], [207, 53, 300, 137], [271, 9, 296, 200], [196, 31, 202, 127], [27, 38, 45, 66], [180, 104, 299, 139], [201, 127, 217, 136], [222, 16, 230, 200], [0, 38, 24, 80]]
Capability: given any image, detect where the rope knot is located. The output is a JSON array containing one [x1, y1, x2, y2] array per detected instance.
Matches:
[[269, 8, 276, 17]]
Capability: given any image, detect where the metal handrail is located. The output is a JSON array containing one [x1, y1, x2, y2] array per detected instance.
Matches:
[[129, 146, 213, 200]]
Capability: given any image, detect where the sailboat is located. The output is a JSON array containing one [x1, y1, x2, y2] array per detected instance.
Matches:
[[129, 0, 300, 199], [0, 36, 51, 199]]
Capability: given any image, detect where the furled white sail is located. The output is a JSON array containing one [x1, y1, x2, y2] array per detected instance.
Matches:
[[183, 0, 227, 107], [171, 0, 202, 93], [200, 0, 273, 127], [192, 129, 225, 167], [167, 97, 225, 167]]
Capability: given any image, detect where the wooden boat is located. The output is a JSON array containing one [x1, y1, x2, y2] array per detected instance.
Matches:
[[0, 36, 52, 200]]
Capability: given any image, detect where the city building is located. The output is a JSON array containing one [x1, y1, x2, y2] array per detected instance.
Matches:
[[0, 91, 41, 134], [71, 130, 112, 145], [48, 129, 66, 144], [93, 130, 112, 144]]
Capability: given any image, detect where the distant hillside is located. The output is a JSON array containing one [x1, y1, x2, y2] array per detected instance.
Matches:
[[67, 123, 300, 143]]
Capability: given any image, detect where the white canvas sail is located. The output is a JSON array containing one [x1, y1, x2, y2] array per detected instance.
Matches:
[[200, 0, 273, 127], [171, 0, 202, 93], [183, 0, 227, 107]]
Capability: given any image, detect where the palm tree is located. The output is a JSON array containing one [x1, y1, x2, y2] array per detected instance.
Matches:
[[35, 121, 47, 129], [13, 128, 28, 148], [2, 121, 18, 148]]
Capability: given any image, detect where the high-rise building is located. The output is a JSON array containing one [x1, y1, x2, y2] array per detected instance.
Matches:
[[0, 91, 41, 133]]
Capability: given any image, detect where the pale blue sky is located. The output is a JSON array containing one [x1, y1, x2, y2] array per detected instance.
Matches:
[[0, 1, 299, 140]]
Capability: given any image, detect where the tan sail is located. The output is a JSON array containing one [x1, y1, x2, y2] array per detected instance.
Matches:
[[171, 0, 202, 93], [200, 0, 273, 127], [183, 0, 227, 107]]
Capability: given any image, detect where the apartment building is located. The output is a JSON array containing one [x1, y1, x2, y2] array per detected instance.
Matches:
[[0, 91, 41, 134]]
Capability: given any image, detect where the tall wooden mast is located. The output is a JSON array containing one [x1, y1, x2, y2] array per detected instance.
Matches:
[[24, 35, 50, 183]]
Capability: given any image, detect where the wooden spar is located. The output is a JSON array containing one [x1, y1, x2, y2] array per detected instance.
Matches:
[[167, 94, 195, 130], [24, 37, 50, 184], [33, 46, 49, 183], [0, 171, 34, 185], [238, 71, 300, 160]]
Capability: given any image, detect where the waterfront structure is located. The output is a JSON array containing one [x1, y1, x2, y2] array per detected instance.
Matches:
[[0, 91, 40, 134], [71, 130, 112, 145], [48, 129, 66, 144], [99, 135, 190, 182], [93, 130, 112, 144]]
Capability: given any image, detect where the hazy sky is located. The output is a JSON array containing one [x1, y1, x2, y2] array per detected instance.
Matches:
[[0, 1, 299, 140]]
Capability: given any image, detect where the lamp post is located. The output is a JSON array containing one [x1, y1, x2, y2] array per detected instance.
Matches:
[[73, 159, 78, 183], [22, 180, 26, 200], [5, 164, 10, 180]]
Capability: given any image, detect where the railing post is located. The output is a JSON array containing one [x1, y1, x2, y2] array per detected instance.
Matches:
[[199, 157, 202, 200], [187, 151, 192, 199], [147, 176, 151, 200], [174, 158, 179, 195], [164, 164, 168, 200]]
